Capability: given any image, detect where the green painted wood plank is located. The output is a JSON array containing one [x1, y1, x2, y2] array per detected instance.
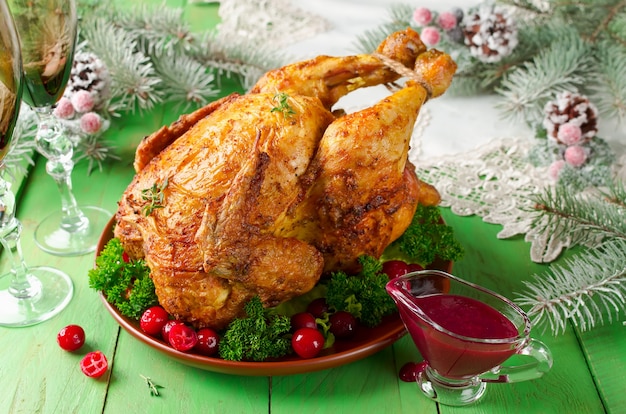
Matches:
[[271, 344, 437, 414], [577, 323, 626, 414], [103, 331, 270, 413]]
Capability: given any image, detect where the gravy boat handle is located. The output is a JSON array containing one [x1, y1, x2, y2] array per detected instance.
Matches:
[[479, 338, 553, 383]]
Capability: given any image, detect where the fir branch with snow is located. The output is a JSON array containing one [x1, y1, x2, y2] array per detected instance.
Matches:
[[354, 0, 626, 124], [517, 238, 626, 335], [517, 179, 626, 334]]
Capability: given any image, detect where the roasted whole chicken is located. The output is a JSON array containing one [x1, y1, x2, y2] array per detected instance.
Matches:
[[114, 28, 457, 330]]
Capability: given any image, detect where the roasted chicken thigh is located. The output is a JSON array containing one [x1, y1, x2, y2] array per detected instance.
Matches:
[[114, 28, 457, 329]]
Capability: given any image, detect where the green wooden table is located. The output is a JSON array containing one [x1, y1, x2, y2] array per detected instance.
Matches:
[[1, 1, 624, 413]]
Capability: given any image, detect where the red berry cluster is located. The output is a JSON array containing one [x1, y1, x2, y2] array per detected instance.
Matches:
[[140, 305, 220, 356]]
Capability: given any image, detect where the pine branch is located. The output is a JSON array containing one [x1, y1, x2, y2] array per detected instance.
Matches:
[[112, 5, 194, 55], [603, 179, 626, 207], [74, 134, 120, 175], [531, 184, 626, 247], [192, 34, 287, 91], [516, 238, 626, 335], [496, 24, 594, 124], [0, 105, 37, 179], [353, 3, 413, 53], [151, 49, 220, 110], [588, 0, 626, 42], [80, 16, 163, 114], [590, 41, 626, 121]]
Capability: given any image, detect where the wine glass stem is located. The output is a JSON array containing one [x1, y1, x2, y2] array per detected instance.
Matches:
[[34, 107, 88, 233], [0, 180, 38, 299]]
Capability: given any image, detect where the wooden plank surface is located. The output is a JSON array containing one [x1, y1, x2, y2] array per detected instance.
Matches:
[[1, 1, 623, 413]]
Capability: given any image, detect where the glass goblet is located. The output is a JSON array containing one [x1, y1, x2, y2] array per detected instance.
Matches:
[[0, 0, 73, 327], [9, 0, 110, 257]]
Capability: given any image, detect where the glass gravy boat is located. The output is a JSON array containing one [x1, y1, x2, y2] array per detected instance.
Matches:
[[386, 270, 553, 406]]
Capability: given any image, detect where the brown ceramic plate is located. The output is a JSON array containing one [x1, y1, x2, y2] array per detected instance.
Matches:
[[97, 217, 451, 376]]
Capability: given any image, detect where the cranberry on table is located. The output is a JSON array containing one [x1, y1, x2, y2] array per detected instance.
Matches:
[[290, 312, 317, 331], [329, 311, 357, 339], [161, 320, 184, 343], [194, 328, 220, 357], [140, 306, 170, 337], [80, 351, 109, 378], [168, 323, 198, 352], [57, 324, 86, 352], [306, 298, 330, 318], [292, 327, 325, 359], [398, 361, 428, 382]]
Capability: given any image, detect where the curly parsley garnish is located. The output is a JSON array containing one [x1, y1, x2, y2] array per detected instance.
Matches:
[[326, 256, 397, 327], [383, 205, 464, 265], [141, 177, 169, 216], [270, 92, 296, 118], [219, 296, 292, 361], [88, 238, 158, 319]]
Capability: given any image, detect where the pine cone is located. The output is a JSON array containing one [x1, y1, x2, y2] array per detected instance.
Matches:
[[64, 51, 111, 110], [543, 92, 598, 143], [462, 7, 518, 63]]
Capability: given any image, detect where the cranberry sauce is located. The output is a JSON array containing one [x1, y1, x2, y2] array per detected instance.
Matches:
[[400, 294, 519, 378]]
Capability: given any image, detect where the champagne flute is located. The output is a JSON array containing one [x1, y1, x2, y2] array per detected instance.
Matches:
[[9, 0, 110, 256], [0, 0, 73, 327]]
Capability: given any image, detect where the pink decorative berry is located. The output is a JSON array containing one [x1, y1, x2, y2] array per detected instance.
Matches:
[[71, 90, 95, 113], [80, 112, 102, 134], [437, 11, 458, 30], [53, 98, 75, 119], [412, 7, 433, 26], [557, 122, 582, 145], [548, 160, 565, 181], [564, 145, 587, 167], [421, 27, 441, 46]]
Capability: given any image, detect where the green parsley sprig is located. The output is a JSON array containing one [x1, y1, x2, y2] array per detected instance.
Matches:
[[89, 238, 158, 319], [219, 296, 292, 361], [141, 178, 169, 216], [270, 92, 296, 118], [325, 256, 397, 327], [140, 374, 163, 397], [383, 205, 464, 265]]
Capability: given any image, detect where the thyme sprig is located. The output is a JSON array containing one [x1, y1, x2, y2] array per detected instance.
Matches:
[[140, 374, 163, 397], [141, 177, 169, 216], [270, 92, 296, 118]]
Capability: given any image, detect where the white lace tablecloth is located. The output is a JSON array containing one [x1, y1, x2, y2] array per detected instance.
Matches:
[[217, 0, 626, 263]]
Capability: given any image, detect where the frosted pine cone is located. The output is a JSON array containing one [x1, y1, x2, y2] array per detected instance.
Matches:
[[462, 7, 518, 63], [64, 51, 111, 110], [543, 92, 598, 144]]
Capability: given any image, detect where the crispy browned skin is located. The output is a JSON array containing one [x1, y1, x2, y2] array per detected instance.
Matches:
[[133, 94, 241, 173], [114, 28, 456, 329]]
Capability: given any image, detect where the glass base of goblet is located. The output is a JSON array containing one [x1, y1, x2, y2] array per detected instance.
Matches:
[[34, 206, 111, 256], [0, 266, 73, 327]]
